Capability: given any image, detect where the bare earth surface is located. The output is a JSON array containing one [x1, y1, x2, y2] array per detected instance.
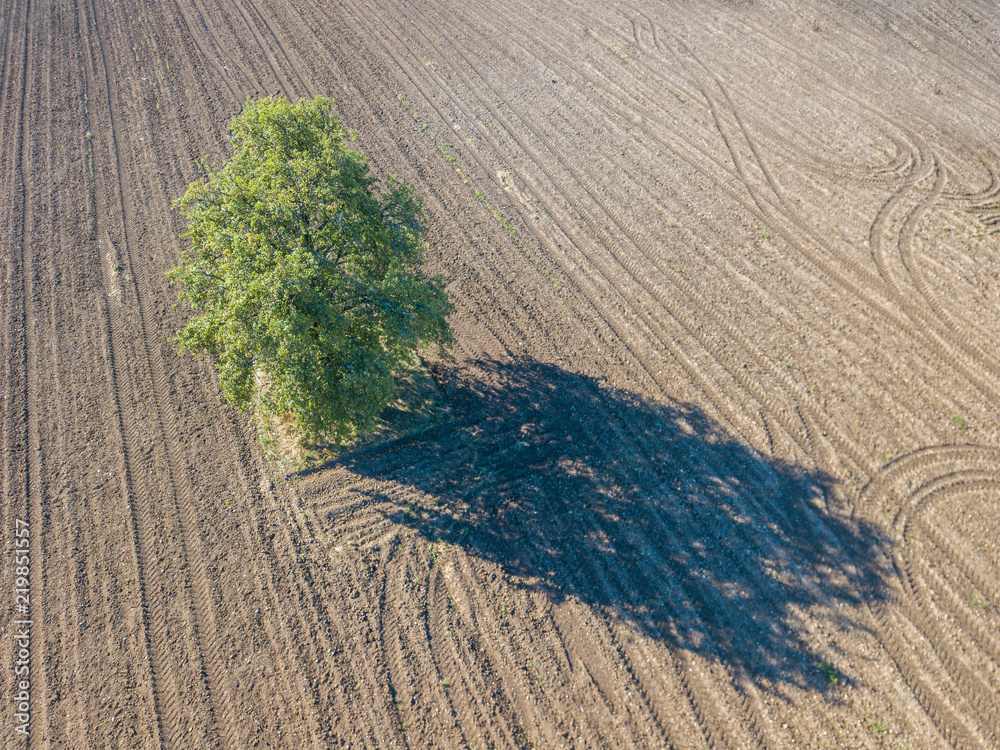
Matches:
[[2, 0, 1000, 747]]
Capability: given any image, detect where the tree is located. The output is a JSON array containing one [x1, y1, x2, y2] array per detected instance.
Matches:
[[170, 96, 453, 444]]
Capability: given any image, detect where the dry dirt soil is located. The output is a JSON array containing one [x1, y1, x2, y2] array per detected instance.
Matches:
[[3, 0, 1000, 747]]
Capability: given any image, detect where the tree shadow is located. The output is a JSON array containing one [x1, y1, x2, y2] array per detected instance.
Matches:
[[339, 357, 890, 695]]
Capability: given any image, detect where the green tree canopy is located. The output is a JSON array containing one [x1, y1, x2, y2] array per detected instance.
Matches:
[[170, 96, 453, 443]]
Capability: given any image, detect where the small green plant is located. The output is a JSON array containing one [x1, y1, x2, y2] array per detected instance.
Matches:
[[951, 413, 966, 429], [474, 188, 485, 200], [438, 142, 455, 162], [817, 660, 840, 685], [491, 207, 516, 237], [870, 720, 888, 733], [973, 594, 988, 610]]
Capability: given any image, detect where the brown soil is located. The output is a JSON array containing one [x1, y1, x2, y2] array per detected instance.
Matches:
[[2, 0, 999, 747]]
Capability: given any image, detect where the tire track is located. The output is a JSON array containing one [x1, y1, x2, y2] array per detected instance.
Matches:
[[392, 0, 936, 482], [76, 0, 236, 744], [235, 0, 314, 97], [636, 4, 1000, 408], [908, 546, 1000, 689], [346, 0, 892, 632], [205, 0, 304, 99], [346, 0, 809, 459], [74, 2, 175, 745], [0, 0, 19, 126], [86, 0, 256, 742], [0, 1, 26, 678], [910, 530, 1000, 694], [168, 0, 250, 100], [287, 0, 657, 383], [859, 447, 1000, 747], [629, 3, 908, 190], [19, 0, 990, 746], [92, 21, 351, 741], [155, 23, 588, 728], [345, 457, 547, 746], [869, 153, 1000, 399], [546, 0, 999, 415], [29, 3, 79, 743], [396, 550, 476, 747], [279, 4, 1000, 747], [39, 0, 163, 742], [361, 358, 858, 748], [233, 440, 406, 747], [304, 2, 997, 747], [896, 535, 1000, 735], [428, 548, 533, 748], [7, 0, 54, 742], [395, 0, 887, 481]]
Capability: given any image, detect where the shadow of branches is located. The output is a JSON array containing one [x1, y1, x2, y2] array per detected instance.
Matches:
[[341, 358, 890, 694]]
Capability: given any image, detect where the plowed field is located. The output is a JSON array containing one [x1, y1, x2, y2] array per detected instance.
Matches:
[[2, 0, 999, 747]]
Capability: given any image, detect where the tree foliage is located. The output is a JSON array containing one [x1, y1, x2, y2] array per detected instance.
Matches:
[[170, 96, 453, 443]]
